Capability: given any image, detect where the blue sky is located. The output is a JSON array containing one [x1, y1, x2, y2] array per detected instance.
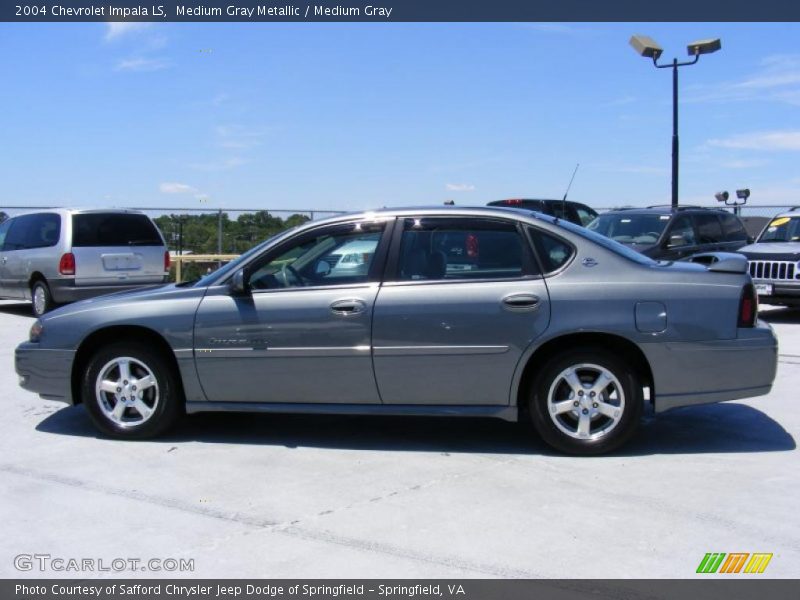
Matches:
[[2, 22, 800, 212]]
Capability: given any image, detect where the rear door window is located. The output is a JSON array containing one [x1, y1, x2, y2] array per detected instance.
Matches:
[[23, 213, 61, 248], [72, 213, 162, 247], [396, 217, 536, 281], [720, 213, 749, 242], [693, 213, 724, 244]]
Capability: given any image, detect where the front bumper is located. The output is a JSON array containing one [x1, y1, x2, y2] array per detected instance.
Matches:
[[49, 278, 168, 304], [752, 278, 800, 305], [15, 342, 75, 404], [641, 322, 778, 412]]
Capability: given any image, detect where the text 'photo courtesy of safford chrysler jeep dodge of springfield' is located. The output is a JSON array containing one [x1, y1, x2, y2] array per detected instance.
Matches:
[[0, 209, 170, 316], [15, 206, 777, 455]]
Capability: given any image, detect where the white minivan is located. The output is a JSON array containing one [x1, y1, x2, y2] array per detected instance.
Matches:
[[0, 209, 169, 316]]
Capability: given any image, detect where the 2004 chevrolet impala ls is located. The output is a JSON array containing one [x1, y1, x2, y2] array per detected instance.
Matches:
[[15, 207, 778, 455]]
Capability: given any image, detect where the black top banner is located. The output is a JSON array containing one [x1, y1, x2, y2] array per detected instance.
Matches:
[[3, 0, 800, 22]]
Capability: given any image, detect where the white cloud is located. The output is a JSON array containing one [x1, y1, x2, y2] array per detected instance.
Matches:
[[159, 182, 197, 194], [685, 54, 800, 106], [707, 130, 800, 151], [215, 124, 266, 149], [719, 159, 769, 169], [115, 57, 170, 72], [445, 183, 476, 192], [189, 157, 247, 171], [105, 23, 152, 41]]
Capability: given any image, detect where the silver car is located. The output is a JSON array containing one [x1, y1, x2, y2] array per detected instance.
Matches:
[[15, 206, 777, 455], [0, 209, 169, 316]]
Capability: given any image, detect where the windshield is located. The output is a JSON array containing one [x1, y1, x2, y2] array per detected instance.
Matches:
[[587, 213, 670, 246], [551, 216, 658, 265], [191, 230, 294, 287], [757, 216, 800, 243]]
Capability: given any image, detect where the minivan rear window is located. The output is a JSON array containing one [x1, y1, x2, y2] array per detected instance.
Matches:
[[72, 213, 162, 247]]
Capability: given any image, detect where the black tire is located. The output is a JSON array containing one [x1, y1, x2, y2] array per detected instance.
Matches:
[[31, 279, 55, 317], [527, 348, 643, 455], [81, 342, 182, 439]]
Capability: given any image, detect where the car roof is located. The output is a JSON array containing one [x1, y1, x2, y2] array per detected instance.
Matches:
[[599, 206, 732, 217], [5, 208, 150, 218]]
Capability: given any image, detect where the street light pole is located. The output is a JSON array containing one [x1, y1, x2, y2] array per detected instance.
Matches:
[[629, 35, 721, 211]]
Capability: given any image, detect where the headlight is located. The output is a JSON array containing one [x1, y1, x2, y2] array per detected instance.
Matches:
[[29, 320, 43, 342]]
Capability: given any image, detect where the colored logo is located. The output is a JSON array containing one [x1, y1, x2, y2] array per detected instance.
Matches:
[[696, 553, 773, 574]]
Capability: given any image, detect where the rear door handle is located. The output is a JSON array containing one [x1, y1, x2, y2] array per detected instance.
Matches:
[[502, 293, 540, 311], [330, 299, 367, 316]]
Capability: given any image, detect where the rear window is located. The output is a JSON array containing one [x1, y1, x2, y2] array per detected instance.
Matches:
[[72, 213, 162, 247]]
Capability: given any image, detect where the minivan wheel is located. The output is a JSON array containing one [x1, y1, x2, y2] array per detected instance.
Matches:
[[528, 349, 643, 455], [81, 342, 181, 439], [31, 280, 54, 317]]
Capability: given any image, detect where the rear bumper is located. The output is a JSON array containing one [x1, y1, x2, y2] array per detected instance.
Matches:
[[49, 278, 167, 303], [642, 322, 778, 413], [15, 342, 75, 404]]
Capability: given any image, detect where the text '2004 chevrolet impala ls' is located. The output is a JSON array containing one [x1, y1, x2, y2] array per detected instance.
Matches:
[[15, 206, 778, 455]]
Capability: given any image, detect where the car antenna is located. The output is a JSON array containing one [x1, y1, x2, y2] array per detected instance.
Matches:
[[560, 163, 580, 221]]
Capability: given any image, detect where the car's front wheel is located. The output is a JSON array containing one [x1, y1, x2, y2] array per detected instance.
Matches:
[[527, 348, 643, 455], [81, 342, 181, 439]]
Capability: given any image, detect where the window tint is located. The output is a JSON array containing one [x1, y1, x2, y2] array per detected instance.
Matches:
[[248, 222, 386, 290], [3, 215, 33, 250], [693, 213, 724, 244], [573, 204, 598, 226], [0, 219, 12, 249], [528, 228, 575, 273], [397, 218, 531, 281], [24, 213, 61, 248], [665, 215, 696, 247], [72, 213, 162, 247], [720, 213, 749, 242]]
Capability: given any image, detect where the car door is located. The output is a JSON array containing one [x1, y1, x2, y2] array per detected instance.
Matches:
[[719, 212, 750, 251], [372, 215, 551, 406], [0, 218, 13, 297], [0, 215, 33, 299], [659, 214, 698, 260], [692, 212, 726, 253], [193, 218, 392, 404]]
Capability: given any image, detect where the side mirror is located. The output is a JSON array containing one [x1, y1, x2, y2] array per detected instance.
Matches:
[[230, 268, 249, 295], [666, 235, 687, 248]]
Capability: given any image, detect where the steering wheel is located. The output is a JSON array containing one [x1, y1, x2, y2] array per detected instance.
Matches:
[[644, 232, 661, 238], [279, 263, 305, 287]]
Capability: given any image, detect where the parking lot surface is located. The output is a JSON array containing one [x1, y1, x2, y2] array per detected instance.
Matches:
[[1, 299, 798, 578]]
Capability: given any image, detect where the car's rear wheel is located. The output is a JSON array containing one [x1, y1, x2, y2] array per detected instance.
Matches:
[[81, 342, 181, 439], [31, 280, 55, 317], [527, 348, 642, 455]]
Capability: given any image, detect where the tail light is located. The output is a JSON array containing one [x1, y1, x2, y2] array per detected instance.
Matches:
[[738, 283, 757, 328], [502, 199, 523, 205], [58, 253, 75, 275], [466, 233, 479, 258], [164, 250, 171, 271]]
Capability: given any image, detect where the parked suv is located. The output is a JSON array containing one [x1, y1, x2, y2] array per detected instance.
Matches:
[[0, 209, 169, 316], [586, 206, 751, 261], [487, 199, 598, 226], [737, 208, 800, 306]]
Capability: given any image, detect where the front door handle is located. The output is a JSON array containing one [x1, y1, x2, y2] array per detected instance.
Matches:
[[330, 299, 367, 316], [502, 293, 540, 312], [0, 257, 6, 264]]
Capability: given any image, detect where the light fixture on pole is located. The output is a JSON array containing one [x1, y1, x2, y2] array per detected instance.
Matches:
[[630, 35, 722, 211]]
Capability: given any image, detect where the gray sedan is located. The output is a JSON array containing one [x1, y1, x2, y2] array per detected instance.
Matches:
[[15, 207, 778, 455]]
